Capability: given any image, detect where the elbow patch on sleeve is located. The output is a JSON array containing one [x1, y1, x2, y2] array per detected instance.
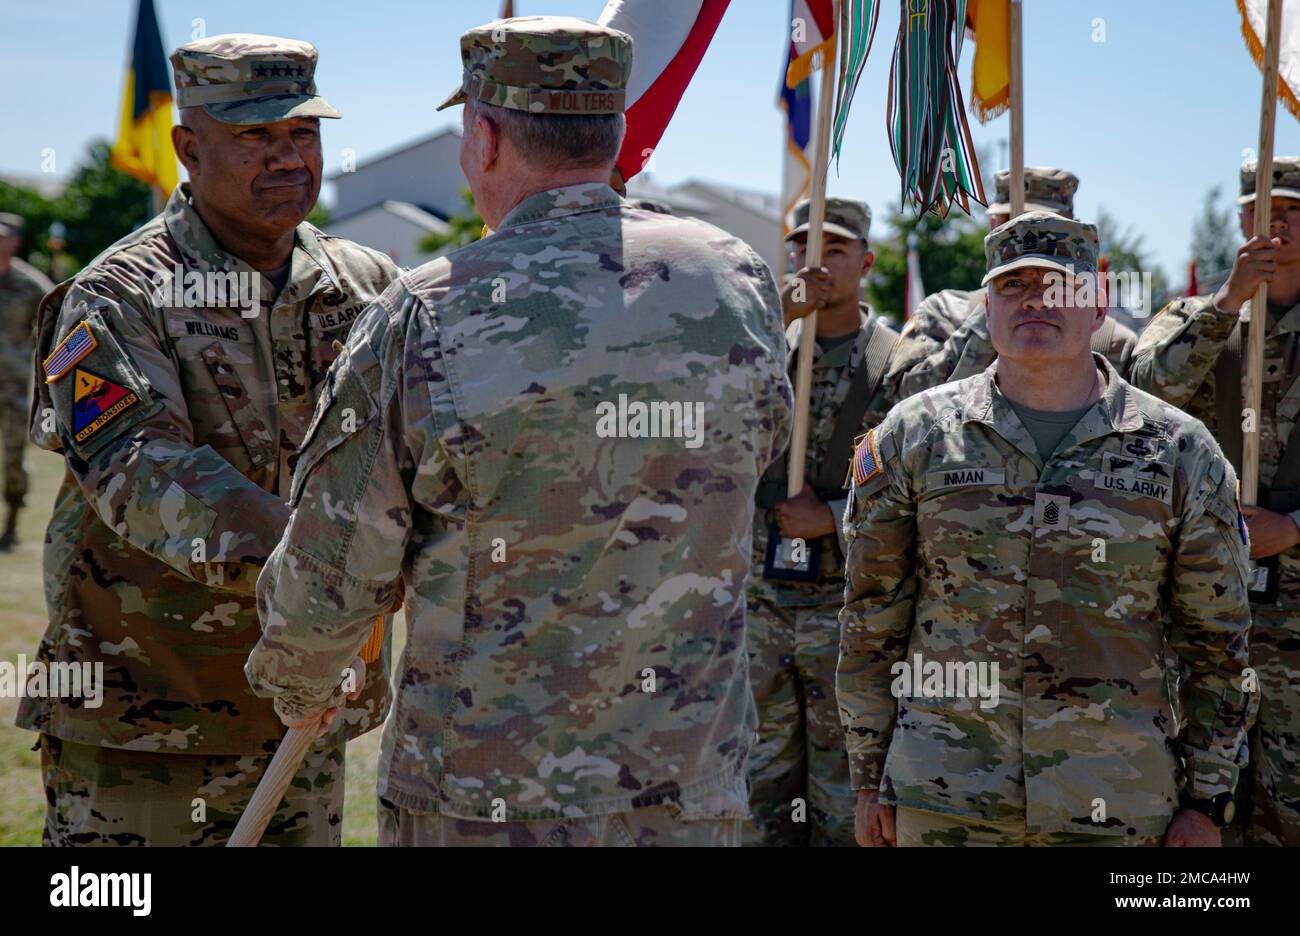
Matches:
[[44, 311, 163, 461]]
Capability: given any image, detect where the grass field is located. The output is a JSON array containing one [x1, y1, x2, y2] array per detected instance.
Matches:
[[0, 447, 399, 846]]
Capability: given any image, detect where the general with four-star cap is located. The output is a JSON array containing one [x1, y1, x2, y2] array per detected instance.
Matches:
[[17, 32, 398, 847]]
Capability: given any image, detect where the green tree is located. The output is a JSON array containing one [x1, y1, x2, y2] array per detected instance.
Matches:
[[0, 180, 58, 265], [55, 140, 153, 266], [1191, 185, 1239, 281], [307, 201, 331, 229], [1095, 206, 1169, 311], [418, 188, 484, 254], [867, 202, 987, 320]]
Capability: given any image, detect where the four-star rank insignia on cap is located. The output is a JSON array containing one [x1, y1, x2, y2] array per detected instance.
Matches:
[[852, 429, 882, 487], [43, 320, 97, 383], [71, 367, 138, 444]]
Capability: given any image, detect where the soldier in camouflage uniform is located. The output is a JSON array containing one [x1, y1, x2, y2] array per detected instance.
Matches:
[[841, 212, 1254, 847], [17, 35, 397, 846], [888, 168, 1138, 399], [1130, 157, 1300, 847], [0, 213, 53, 549], [745, 198, 898, 846], [246, 15, 793, 848]]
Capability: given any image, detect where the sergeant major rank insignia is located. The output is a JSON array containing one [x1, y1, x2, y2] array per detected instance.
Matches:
[[71, 368, 138, 443]]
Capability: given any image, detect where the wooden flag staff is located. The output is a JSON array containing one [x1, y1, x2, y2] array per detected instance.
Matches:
[[227, 721, 320, 847], [787, 0, 839, 497], [1243, 0, 1284, 505], [1008, 0, 1024, 217]]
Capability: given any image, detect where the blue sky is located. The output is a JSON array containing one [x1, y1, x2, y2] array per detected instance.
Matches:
[[0, 0, 1293, 278]]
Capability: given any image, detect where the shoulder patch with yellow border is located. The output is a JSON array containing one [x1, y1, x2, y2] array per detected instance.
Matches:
[[43, 320, 97, 382], [852, 429, 882, 487], [71, 367, 139, 444]]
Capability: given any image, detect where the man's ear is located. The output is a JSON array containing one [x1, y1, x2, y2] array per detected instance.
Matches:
[[861, 248, 875, 277], [473, 111, 501, 174], [1239, 205, 1253, 241], [1094, 281, 1109, 331], [172, 124, 199, 176]]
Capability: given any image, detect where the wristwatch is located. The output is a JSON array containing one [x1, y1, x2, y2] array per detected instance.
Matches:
[[1179, 791, 1236, 827]]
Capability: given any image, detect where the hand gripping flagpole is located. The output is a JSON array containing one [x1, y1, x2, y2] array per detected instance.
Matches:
[[1242, 0, 1284, 506], [787, 0, 839, 497]]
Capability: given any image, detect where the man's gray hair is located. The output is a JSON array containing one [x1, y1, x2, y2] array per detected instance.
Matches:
[[469, 97, 625, 171]]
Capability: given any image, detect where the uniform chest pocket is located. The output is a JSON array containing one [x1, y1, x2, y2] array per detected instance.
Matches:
[[916, 463, 1025, 576], [1070, 461, 1176, 610], [200, 342, 277, 470]]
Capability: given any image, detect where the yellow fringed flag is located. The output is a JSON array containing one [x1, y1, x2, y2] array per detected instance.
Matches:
[[967, 0, 1010, 124], [1239, 0, 1300, 120], [110, 0, 178, 198]]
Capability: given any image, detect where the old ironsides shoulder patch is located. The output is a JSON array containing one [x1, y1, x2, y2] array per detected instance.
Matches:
[[852, 429, 882, 487], [71, 367, 139, 443], [43, 320, 97, 383]]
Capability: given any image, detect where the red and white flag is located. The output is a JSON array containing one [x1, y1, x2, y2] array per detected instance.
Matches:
[[598, 0, 731, 184]]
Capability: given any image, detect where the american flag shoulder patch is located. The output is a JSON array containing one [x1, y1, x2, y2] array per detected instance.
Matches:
[[852, 429, 882, 487], [43, 320, 97, 383]]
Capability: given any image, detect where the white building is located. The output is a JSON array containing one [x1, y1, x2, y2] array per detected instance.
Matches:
[[324, 126, 783, 273]]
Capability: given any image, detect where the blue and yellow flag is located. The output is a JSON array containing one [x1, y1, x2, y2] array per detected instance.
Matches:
[[110, 0, 178, 197]]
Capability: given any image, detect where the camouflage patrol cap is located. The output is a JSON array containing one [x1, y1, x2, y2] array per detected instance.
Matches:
[[1238, 156, 1300, 205], [988, 167, 1079, 216], [170, 34, 340, 125], [436, 16, 632, 115], [0, 212, 23, 238], [982, 210, 1099, 285], [786, 197, 871, 243]]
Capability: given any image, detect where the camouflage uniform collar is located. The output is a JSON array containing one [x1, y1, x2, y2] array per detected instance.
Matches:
[[787, 302, 873, 365], [973, 354, 1142, 465], [498, 182, 624, 229], [164, 183, 345, 303]]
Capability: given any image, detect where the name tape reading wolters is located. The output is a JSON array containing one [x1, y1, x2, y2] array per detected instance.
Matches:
[[548, 90, 619, 111]]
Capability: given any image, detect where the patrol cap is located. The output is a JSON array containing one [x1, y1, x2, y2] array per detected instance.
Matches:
[[988, 167, 1079, 216], [0, 212, 24, 238], [437, 16, 632, 115], [171, 34, 340, 125], [785, 197, 871, 243], [982, 210, 1099, 286], [1239, 156, 1300, 205]]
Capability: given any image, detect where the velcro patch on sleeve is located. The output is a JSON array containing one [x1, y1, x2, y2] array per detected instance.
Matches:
[[43, 320, 97, 382], [71, 367, 140, 444], [852, 429, 882, 487]]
